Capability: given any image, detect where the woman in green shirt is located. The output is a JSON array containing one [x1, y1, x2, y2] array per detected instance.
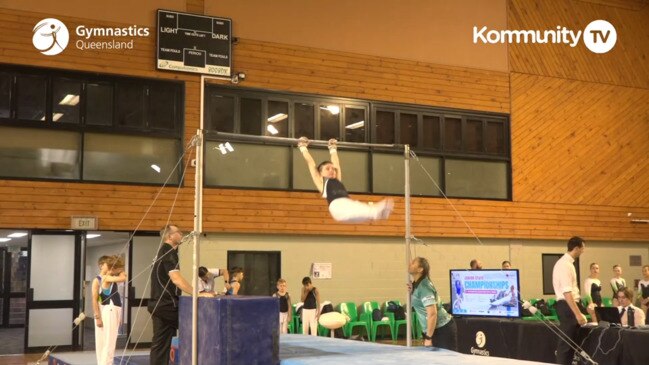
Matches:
[[408, 257, 457, 351]]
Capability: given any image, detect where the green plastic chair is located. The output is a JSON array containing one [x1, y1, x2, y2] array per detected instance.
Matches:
[[292, 303, 302, 334], [411, 307, 422, 339], [602, 297, 613, 307], [338, 302, 369, 338], [362, 301, 394, 341], [383, 300, 408, 339], [545, 298, 559, 321]]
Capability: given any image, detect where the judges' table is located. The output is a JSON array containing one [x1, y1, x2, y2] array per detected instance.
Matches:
[[455, 317, 649, 365]]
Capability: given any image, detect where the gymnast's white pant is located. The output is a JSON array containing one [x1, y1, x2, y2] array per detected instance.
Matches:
[[95, 302, 122, 365], [279, 312, 289, 334], [328, 197, 384, 223], [302, 308, 318, 336]]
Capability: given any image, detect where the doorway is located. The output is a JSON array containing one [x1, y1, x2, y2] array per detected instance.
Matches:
[[227, 251, 281, 296], [0, 229, 28, 355]]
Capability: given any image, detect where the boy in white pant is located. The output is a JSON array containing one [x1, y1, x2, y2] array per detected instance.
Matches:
[[92, 255, 127, 365], [298, 137, 393, 223], [301, 277, 320, 336], [273, 278, 292, 334]]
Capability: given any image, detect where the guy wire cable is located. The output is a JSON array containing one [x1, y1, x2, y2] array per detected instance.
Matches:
[[38, 136, 196, 362], [411, 148, 598, 364]]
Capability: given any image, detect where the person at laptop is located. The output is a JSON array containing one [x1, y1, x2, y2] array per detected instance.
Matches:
[[552, 236, 588, 365], [616, 288, 645, 327]]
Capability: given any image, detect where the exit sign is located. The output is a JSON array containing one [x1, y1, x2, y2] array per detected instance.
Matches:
[[71, 216, 98, 230]]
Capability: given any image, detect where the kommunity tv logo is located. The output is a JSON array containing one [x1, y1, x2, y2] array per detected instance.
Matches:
[[473, 20, 617, 54]]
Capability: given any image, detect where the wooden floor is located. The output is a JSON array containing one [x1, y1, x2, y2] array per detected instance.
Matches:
[[0, 354, 41, 364]]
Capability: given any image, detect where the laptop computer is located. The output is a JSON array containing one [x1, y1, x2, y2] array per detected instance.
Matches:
[[595, 306, 622, 325]]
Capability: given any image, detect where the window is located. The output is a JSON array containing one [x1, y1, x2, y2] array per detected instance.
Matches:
[[372, 153, 441, 196], [422, 115, 440, 150], [0, 127, 80, 179], [400, 113, 418, 148], [0, 66, 184, 185], [16, 75, 47, 121], [116, 82, 144, 128], [465, 119, 483, 152], [240, 98, 261, 135], [203, 85, 510, 200], [148, 84, 178, 130], [0, 73, 12, 118], [444, 117, 462, 151], [205, 142, 290, 189], [86, 82, 113, 126], [52, 78, 81, 124], [294, 102, 314, 139], [83, 133, 179, 184], [344, 107, 365, 142], [206, 94, 234, 132], [319, 103, 340, 141], [266, 100, 288, 137], [486, 121, 505, 154], [375, 110, 395, 144], [445, 159, 508, 199]]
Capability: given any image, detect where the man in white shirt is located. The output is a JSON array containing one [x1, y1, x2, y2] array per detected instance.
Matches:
[[198, 266, 230, 294], [616, 287, 646, 327], [552, 236, 587, 365]]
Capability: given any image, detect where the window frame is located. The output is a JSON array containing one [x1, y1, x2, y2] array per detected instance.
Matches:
[[203, 85, 512, 201], [0, 65, 185, 186]]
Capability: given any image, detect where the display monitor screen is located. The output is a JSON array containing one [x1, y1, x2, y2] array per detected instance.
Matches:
[[450, 269, 521, 318]]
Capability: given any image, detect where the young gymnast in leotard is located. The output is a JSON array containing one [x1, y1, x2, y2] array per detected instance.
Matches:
[[298, 137, 393, 223]]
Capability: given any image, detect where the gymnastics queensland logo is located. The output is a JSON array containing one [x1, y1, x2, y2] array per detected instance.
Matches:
[[470, 330, 490, 356], [32, 18, 69, 55]]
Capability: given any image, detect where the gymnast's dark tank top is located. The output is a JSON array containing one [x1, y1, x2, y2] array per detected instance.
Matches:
[[99, 277, 122, 307], [322, 178, 349, 204], [303, 289, 317, 309], [590, 282, 602, 305], [276, 292, 290, 313]]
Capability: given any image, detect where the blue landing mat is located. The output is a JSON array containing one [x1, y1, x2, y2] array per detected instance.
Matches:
[[278, 335, 546, 365], [50, 335, 548, 365]]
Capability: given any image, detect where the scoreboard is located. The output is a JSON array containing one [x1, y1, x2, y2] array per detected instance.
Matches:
[[156, 10, 232, 77]]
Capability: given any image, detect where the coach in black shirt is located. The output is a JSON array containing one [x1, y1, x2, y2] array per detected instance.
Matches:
[[148, 225, 197, 365]]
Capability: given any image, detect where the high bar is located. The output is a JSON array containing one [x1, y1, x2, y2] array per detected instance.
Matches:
[[207, 131, 404, 149]]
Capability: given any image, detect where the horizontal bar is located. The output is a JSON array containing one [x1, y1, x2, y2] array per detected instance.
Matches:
[[207, 131, 405, 149]]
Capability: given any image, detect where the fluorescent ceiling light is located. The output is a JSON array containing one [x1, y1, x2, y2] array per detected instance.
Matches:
[[59, 94, 80, 106], [8, 232, 27, 238], [87, 234, 101, 239], [320, 105, 340, 115], [267, 113, 288, 123], [52, 113, 64, 122], [0, 238, 11, 242], [345, 121, 365, 130], [151, 164, 161, 173], [266, 124, 279, 135]]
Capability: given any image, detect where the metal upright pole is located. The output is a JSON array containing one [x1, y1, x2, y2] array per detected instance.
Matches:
[[404, 144, 412, 347], [191, 76, 207, 365]]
